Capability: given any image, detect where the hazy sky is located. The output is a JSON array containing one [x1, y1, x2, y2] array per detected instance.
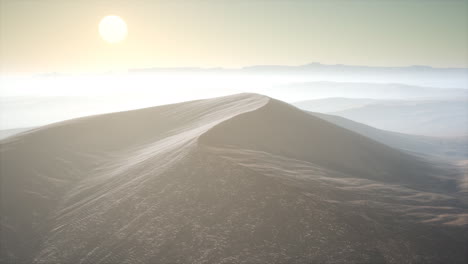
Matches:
[[1, 0, 467, 74]]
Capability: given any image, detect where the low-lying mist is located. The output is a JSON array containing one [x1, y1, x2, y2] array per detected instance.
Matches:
[[1, 65, 467, 133]]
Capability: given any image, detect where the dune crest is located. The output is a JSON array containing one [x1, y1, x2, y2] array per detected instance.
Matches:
[[1, 94, 466, 264]]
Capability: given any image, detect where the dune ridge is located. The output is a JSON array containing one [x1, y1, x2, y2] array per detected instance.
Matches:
[[1, 93, 466, 264]]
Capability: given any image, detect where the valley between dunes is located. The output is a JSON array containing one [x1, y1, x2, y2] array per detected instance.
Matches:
[[1, 93, 466, 264]]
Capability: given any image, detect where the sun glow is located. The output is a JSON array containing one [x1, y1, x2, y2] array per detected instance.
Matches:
[[99, 16, 128, 43]]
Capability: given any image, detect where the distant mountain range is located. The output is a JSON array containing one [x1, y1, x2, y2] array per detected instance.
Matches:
[[131, 63, 468, 89], [131, 62, 468, 74]]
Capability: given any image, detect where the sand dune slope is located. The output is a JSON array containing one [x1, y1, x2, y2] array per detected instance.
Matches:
[[329, 99, 468, 137], [1, 94, 466, 264], [310, 112, 468, 161]]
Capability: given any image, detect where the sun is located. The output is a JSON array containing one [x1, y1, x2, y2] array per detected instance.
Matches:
[[99, 15, 128, 44]]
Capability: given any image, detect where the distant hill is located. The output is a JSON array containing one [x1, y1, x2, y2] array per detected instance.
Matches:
[[310, 112, 468, 161], [294, 98, 468, 137], [294, 98, 382, 112], [329, 100, 468, 137]]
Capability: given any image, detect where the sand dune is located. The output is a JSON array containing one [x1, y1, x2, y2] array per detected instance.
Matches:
[[327, 99, 468, 137], [311, 112, 468, 161], [1, 93, 466, 264], [294, 98, 382, 112], [0, 127, 32, 140], [271, 82, 468, 102]]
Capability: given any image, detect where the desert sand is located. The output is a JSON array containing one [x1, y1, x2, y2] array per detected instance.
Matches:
[[1, 93, 466, 263]]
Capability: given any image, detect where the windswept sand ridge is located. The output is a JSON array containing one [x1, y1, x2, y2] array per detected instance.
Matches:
[[1, 93, 466, 264], [199, 98, 459, 192]]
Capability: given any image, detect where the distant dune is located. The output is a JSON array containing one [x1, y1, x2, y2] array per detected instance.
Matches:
[[329, 100, 468, 137], [311, 112, 468, 161], [0, 127, 32, 140], [295, 98, 468, 137], [294, 98, 382, 113], [271, 82, 468, 101], [1, 94, 466, 264]]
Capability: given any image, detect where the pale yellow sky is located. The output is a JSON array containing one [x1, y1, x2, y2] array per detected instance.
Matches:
[[1, 0, 467, 74]]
